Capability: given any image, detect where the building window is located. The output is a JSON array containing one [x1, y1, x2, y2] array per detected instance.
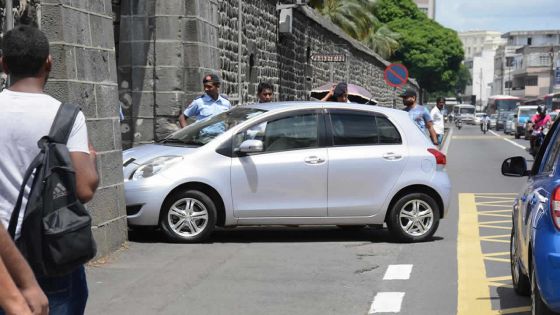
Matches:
[[528, 37, 532, 45], [525, 76, 538, 86], [505, 81, 513, 89], [539, 54, 552, 66], [506, 57, 514, 67]]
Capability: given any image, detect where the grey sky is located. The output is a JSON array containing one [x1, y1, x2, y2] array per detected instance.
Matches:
[[436, 0, 560, 33]]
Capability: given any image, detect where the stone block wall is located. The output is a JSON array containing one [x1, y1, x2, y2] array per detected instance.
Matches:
[[114, 0, 420, 144], [40, 0, 127, 257]]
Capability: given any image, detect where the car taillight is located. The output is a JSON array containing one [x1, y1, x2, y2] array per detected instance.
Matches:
[[427, 148, 446, 166], [551, 187, 560, 230]]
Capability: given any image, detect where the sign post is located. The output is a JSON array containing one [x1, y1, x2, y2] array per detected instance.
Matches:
[[384, 64, 409, 108]]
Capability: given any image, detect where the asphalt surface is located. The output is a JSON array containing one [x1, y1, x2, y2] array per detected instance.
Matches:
[[85, 123, 534, 315]]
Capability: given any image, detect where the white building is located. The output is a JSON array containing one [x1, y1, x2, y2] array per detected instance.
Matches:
[[497, 30, 560, 100], [459, 31, 506, 109], [413, 0, 435, 19]]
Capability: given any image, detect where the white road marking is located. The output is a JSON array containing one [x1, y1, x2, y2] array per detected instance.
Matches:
[[489, 130, 527, 150], [368, 292, 405, 313], [442, 127, 453, 155], [383, 264, 413, 280]]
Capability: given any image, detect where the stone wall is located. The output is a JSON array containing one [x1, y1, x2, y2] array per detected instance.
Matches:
[[40, 0, 127, 257], [116, 0, 419, 146]]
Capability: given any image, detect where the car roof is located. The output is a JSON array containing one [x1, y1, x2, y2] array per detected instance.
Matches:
[[243, 101, 407, 117]]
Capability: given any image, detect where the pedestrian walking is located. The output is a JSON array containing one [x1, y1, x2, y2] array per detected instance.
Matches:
[[178, 74, 231, 128], [257, 82, 274, 103], [430, 97, 446, 145], [399, 89, 439, 146], [321, 82, 349, 103], [0, 224, 48, 315], [0, 25, 99, 315]]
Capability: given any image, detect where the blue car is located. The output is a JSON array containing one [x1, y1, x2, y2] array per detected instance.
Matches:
[[502, 117, 560, 314]]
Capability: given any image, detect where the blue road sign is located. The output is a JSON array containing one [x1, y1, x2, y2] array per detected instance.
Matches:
[[384, 64, 409, 88]]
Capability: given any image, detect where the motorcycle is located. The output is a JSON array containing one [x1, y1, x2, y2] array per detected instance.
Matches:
[[481, 119, 488, 134], [455, 118, 463, 130], [530, 126, 548, 157]]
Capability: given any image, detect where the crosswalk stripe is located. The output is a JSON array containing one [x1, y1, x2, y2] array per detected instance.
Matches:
[[368, 292, 405, 314], [383, 264, 413, 280]]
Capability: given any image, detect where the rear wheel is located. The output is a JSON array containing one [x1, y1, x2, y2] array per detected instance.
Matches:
[[510, 230, 530, 296], [386, 193, 440, 242], [160, 190, 217, 243]]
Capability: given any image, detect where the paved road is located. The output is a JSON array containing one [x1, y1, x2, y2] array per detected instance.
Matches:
[[85, 123, 534, 315]]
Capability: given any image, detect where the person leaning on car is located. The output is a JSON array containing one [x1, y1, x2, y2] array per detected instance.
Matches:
[[178, 74, 231, 128]]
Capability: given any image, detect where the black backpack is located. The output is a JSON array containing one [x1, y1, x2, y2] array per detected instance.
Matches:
[[8, 103, 97, 277]]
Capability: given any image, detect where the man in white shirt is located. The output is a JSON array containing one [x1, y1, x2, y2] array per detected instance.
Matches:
[[430, 97, 446, 145], [0, 25, 99, 315]]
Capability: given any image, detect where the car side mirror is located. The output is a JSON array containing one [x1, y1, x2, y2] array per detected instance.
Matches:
[[501, 156, 529, 177], [237, 139, 264, 154]]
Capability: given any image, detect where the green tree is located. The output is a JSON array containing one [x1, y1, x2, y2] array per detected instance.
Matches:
[[375, 0, 465, 94], [310, 0, 400, 59]]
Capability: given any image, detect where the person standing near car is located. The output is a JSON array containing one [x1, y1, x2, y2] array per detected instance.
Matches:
[[430, 97, 445, 145], [178, 74, 231, 128], [257, 82, 274, 103], [0, 24, 99, 315], [320, 82, 349, 103], [400, 89, 439, 146]]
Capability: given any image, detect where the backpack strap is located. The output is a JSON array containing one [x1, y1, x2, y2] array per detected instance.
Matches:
[[8, 154, 43, 238], [48, 103, 81, 144]]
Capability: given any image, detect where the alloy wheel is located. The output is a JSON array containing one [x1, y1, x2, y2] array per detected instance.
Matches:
[[398, 199, 434, 237], [167, 198, 209, 238]]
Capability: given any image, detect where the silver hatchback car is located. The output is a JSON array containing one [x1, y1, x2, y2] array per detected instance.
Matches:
[[123, 102, 451, 243]]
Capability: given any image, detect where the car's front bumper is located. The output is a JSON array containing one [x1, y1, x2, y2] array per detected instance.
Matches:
[[124, 176, 173, 226]]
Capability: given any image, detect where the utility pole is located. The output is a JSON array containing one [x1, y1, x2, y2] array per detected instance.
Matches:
[[550, 46, 556, 94]]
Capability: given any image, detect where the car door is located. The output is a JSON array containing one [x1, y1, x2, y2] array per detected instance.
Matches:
[[518, 120, 560, 268], [231, 110, 328, 218], [326, 110, 407, 217]]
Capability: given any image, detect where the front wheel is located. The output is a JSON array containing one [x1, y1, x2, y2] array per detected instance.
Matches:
[[160, 190, 217, 243], [386, 193, 440, 242]]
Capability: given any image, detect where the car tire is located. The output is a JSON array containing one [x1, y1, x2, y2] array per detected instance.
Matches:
[[337, 225, 367, 231], [160, 190, 217, 243], [532, 260, 555, 315], [510, 230, 530, 296], [386, 193, 440, 242]]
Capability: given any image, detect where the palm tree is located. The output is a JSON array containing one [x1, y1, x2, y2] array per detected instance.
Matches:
[[310, 0, 400, 59]]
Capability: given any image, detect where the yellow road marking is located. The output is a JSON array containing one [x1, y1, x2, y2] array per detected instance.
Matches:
[[458, 193, 491, 315], [457, 194, 530, 315], [476, 196, 517, 200], [498, 306, 532, 314], [477, 200, 516, 205]]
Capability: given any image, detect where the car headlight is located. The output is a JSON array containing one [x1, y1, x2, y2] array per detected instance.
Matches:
[[131, 156, 183, 180]]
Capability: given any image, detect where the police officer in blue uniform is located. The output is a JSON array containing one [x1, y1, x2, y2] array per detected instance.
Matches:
[[178, 73, 231, 128]]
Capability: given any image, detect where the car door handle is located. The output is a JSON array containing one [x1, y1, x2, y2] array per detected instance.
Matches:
[[304, 156, 325, 164], [382, 152, 402, 160]]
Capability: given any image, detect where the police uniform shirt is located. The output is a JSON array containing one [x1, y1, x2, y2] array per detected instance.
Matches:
[[184, 93, 231, 122]]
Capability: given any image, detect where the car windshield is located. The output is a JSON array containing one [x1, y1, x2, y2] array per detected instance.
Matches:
[[161, 107, 267, 146], [519, 108, 536, 118]]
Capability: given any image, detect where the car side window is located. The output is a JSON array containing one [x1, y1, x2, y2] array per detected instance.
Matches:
[[541, 132, 560, 174], [376, 115, 402, 144], [235, 113, 319, 153], [330, 113, 378, 145]]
